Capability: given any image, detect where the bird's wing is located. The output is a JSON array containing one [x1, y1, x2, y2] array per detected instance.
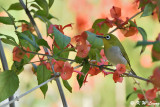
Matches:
[[116, 41, 131, 66]]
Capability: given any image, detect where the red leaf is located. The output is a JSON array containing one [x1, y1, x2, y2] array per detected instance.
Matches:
[[102, 70, 114, 76], [145, 88, 157, 101], [110, 6, 121, 18], [116, 64, 126, 74], [46, 62, 51, 70], [83, 73, 89, 84], [54, 61, 65, 72], [150, 67, 160, 88], [21, 23, 34, 33], [113, 71, 123, 83], [48, 24, 54, 34], [61, 62, 73, 80], [100, 49, 107, 60], [48, 24, 72, 34], [76, 40, 91, 58], [74, 32, 88, 44], [12, 46, 30, 62], [121, 27, 138, 37], [88, 67, 101, 76], [156, 33, 160, 41], [137, 93, 145, 100], [63, 23, 73, 30]]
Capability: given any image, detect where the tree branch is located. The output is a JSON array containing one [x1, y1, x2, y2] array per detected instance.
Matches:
[[0, 76, 59, 107]]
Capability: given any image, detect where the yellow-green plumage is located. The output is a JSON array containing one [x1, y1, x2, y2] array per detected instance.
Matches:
[[97, 34, 136, 75]]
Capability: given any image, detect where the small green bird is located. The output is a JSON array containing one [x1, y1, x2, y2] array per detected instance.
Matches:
[[97, 34, 136, 75]]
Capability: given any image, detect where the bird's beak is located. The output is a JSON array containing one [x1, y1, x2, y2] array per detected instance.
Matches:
[[96, 36, 104, 38]]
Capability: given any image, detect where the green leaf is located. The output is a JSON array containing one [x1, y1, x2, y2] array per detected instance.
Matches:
[[86, 31, 102, 62], [77, 60, 90, 88], [16, 20, 30, 24], [33, 10, 57, 25], [128, 20, 137, 27], [86, 31, 103, 48], [53, 46, 69, 60], [8, 2, 23, 11], [48, 0, 54, 8], [11, 60, 24, 75], [53, 27, 71, 49], [138, 0, 148, 8], [155, 96, 160, 103], [141, 3, 156, 17], [88, 48, 101, 62], [126, 90, 142, 101], [37, 65, 51, 97], [0, 33, 16, 42], [75, 56, 84, 63], [18, 31, 40, 60], [152, 42, 160, 62], [37, 39, 50, 49], [62, 80, 72, 93], [34, 10, 58, 21], [1, 38, 18, 46], [16, 31, 39, 50], [157, 0, 160, 22], [35, 0, 49, 16], [0, 17, 13, 25], [136, 41, 159, 47], [137, 27, 147, 54], [92, 19, 109, 34], [0, 70, 19, 102], [30, 3, 41, 10], [1, 7, 16, 27]]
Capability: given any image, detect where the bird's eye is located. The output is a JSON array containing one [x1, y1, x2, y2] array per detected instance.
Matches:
[[105, 35, 110, 40]]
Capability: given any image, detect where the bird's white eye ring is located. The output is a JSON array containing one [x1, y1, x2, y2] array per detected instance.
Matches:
[[105, 35, 110, 40]]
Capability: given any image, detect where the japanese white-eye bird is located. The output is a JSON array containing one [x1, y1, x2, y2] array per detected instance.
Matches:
[[97, 34, 136, 75]]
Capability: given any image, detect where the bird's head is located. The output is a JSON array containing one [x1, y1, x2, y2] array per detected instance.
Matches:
[[96, 34, 119, 49]]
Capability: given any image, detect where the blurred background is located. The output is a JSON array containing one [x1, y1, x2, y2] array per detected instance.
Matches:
[[0, 0, 160, 107]]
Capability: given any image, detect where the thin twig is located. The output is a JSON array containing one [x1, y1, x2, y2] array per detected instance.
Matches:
[[29, 59, 49, 63], [132, 78, 148, 102], [23, 49, 76, 62], [73, 64, 82, 69], [109, 10, 143, 34], [0, 76, 58, 107]]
